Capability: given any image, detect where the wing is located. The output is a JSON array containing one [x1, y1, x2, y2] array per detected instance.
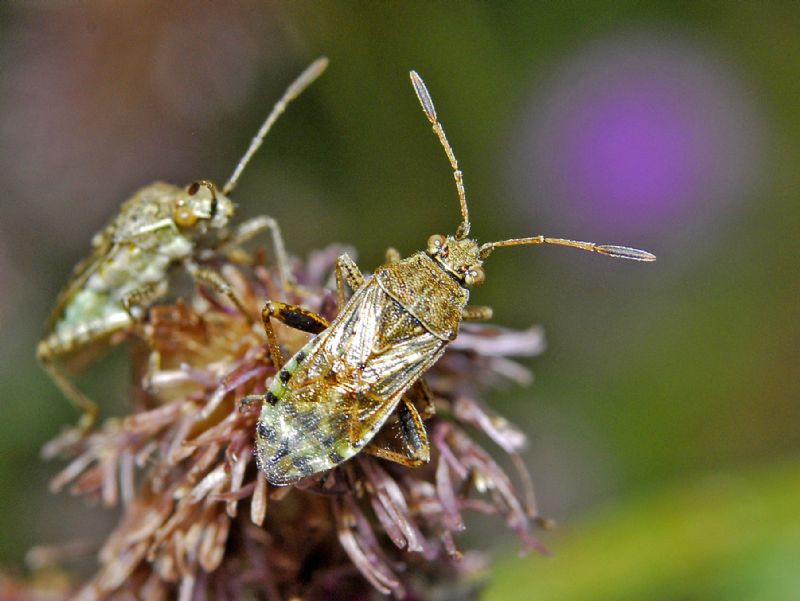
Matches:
[[300, 279, 445, 440], [291, 281, 444, 393], [44, 226, 118, 332]]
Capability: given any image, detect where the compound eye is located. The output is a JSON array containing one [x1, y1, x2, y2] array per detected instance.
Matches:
[[427, 234, 446, 255], [173, 199, 198, 228], [464, 265, 485, 287]]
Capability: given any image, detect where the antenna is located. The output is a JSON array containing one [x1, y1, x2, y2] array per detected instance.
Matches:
[[223, 57, 329, 195], [479, 236, 656, 261], [409, 70, 470, 240]]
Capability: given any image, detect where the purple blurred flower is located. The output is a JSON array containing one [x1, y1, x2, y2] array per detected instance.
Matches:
[[512, 29, 767, 242]]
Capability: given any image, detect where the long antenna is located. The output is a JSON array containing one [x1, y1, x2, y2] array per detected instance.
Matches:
[[480, 236, 656, 261], [409, 70, 470, 240], [223, 57, 329, 195]]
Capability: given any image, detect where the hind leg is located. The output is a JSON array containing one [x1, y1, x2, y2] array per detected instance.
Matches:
[[36, 343, 98, 433], [364, 392, 430, 467]]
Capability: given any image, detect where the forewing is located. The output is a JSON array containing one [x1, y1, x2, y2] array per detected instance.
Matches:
[[44, 229, 117, 332], [351, 334, 443, 448]]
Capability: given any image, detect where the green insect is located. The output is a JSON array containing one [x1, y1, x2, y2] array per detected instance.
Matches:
[[249, 70, 656, 486], [38, 58, 329, 431]]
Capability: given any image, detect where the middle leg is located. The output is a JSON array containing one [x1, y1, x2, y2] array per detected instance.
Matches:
[[335, 253, 365, 310], [217, 215, 295, 290], [462, 305, 493, 321]]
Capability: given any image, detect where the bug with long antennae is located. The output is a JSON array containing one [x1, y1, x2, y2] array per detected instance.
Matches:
[[247, 70, 655, 486], [38, 57, 328, 432]]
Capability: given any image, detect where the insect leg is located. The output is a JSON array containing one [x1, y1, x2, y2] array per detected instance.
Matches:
[[121, 282, 164, 320], [335, 253, 365, 310], [260, 300, 331, 369], [406, 377, 436, 419], [122, 283, 167, 392], [185, 261, 254, 324], [461, 305, 493, 321], [239, 395, 262, 411], [217, 215, 294, 290], [384, 247, 401, 264], [36, 343, 98, 432], [364, 395, 430, 467]]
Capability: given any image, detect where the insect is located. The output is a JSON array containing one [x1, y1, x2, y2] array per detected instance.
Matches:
[[37, 57, 329, 431], [249, 70, 656, 486]]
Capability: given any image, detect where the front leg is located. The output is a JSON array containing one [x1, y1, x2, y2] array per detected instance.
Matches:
[[335, 253, 365, 310], [185, 260, 254, 324], [216, 215, 294, 290], [462, 305, 493, 321], [384, 247, 401, 263]]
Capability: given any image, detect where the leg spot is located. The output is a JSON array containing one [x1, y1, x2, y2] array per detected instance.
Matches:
[[279, 309, 327, 334], [265, 391, 280, 406]]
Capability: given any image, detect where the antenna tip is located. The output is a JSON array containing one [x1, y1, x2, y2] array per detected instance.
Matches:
[[596, 245, 657, 262], [305, 57, 330, 80], [409, 70, 437, 123]]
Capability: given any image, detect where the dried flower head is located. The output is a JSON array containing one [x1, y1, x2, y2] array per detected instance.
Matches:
[[40, 245, 547, 600]]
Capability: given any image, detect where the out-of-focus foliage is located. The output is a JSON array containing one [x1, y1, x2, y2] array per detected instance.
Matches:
[[486, 460, 800, 601], [0, 1, 797, 598]]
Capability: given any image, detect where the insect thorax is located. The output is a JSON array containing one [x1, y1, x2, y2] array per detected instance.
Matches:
[[375, 253, 468, 341]]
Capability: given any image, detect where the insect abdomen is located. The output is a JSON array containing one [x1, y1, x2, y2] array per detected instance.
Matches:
[[255, 340, 355, 484]]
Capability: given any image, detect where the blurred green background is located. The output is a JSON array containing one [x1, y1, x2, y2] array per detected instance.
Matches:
[[0, 2, 798, 599]]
